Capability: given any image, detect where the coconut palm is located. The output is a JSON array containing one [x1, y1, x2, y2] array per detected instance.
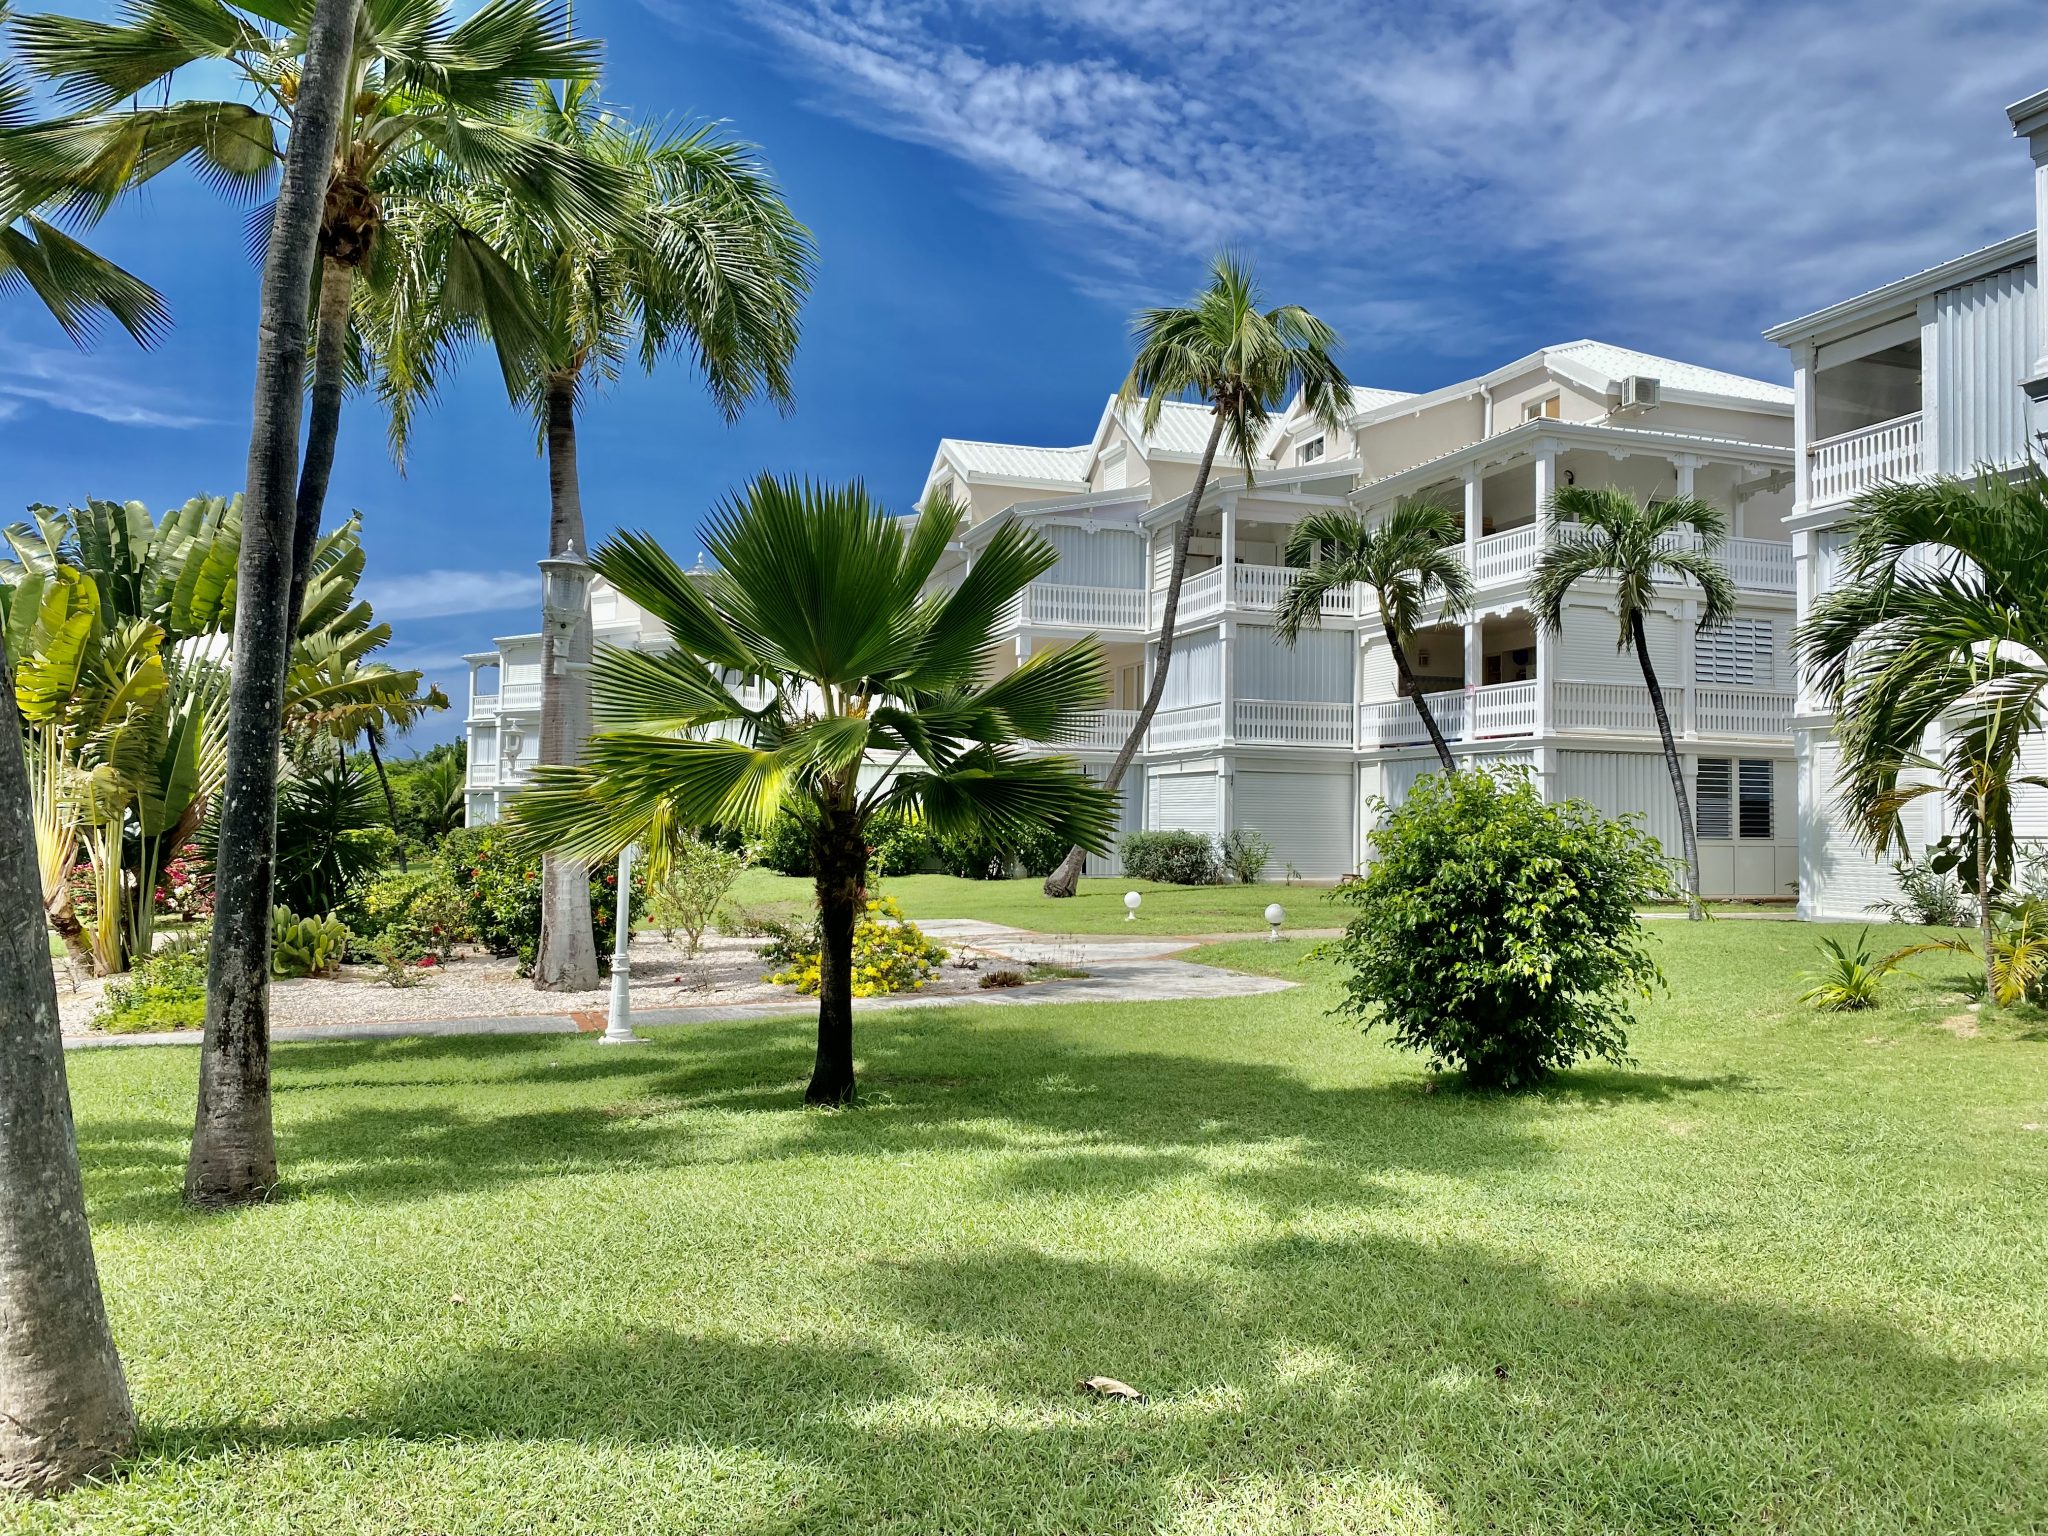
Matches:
[[1042, 253, 1349, 897], [363, 80, 811, 989], [1798, 469, 2048, 1006], [503, 477, 1116, 1105], [0, 1, 166, 348], [1275, 495, 1473, 774], [1530, 486, 1735, 920]]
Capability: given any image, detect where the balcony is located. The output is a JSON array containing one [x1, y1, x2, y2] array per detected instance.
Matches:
[[467, 691, 500, 722], [1000, 582, 1146, 631], [1810, 412, 1923, 507], [1148, 562, 1355, 628], [1142, 698, 1354, 751], [1023, 708, 1141, 755], [1466, 525, 1794, 594], [1358, 682, 1538, 748], [1357, 680, 1793, 748]]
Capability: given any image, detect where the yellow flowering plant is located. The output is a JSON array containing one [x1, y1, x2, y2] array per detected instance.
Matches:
[[769, 895, 946, 997]]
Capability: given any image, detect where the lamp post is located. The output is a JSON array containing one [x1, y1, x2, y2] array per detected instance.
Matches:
[[1264, 903, 1285, 943], [1124, 890, 1142, 922], [601, 843, 645, 1045]]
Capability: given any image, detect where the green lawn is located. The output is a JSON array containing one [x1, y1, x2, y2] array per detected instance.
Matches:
[[35, 923, 2048, 1534]]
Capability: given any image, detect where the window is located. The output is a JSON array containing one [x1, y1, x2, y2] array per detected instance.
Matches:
[[1696, 758, 1774, 839], [1299, 436, 1324, 464], [1523, 394, 1561, 421], [1697, 618, 1776, 687]]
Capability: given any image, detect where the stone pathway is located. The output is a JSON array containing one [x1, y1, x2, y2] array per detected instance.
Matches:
[[63, 921, 1297, 1051]]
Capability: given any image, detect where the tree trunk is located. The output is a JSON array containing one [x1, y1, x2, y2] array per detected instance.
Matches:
[[805, 797, 866, 1105], [1633, 609, 1702, 921], [185, 0, 358, 1208], [287, 254, 355, 636], [44, 886, 92, 975], [1387, 617, 1458, 774], [364, 729, 406, 871], [533, 372, 600, 990], [0, 627, 137, 1494], [1979, 808, 1998, 1011], [1043, 409, 1230, 898]]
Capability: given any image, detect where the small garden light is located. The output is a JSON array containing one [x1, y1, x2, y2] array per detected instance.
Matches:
[[1124, 891, 1142, 921], [1265, 902, 1285, 942]]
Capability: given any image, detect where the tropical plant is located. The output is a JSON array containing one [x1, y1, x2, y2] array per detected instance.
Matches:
[[403, 751, 467, 842], [1276, 495, 1474, 773], [1798, 930, 1914, 1011], [1119, 829, 1217, 885], [364, 79, 810, 990], [270, 906, 348, 978], [440, 824, 640, 974], [96, 941, 209, 1032], [1218, 826, 1275, 885], [0, 620, 136, 1491], [0, 0, 166, 349], [1330, 768, 1672, 1091], [1531, 485, 1737, 920], [1043, 254, 1349, 897], [1873, 856, 1977, 927], [1798, 470, 2048, 1009], [503, 478, 1115, 1104], [767, 894, 947, 998], [645, 834, 749, 954]]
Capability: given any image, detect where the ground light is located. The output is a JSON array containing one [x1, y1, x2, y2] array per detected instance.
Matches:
[[1265, 903, 1285, 942], [1124, 890, 1142, 921]]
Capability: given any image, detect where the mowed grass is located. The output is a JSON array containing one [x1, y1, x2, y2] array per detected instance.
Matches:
[[29, 922, 2048, 1534]]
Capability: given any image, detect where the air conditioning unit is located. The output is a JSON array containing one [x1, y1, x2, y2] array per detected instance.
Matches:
[[1620, 375, 1662, 410]]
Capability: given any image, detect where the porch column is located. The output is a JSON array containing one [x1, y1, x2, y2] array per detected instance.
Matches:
[[1534, 443, 1557, 736], [1672, 453, 1700, 501], [1533, 441, 1557, 534], [1678, 597, 1698, 740], [1790, 342, 1816, 516], [1220, 618, 1237, 746], [1463, 618, 1484, 743], [1218, 495, 1236, 608], [1462, 464, 1483, 575]]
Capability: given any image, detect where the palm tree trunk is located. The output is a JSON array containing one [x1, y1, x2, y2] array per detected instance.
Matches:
[[805, 796, 866, 1105], [286, 254, 354, 634], [534, 372, 600, 991], [185, 0, 358, 1208], [1978, 806, 1997, 1011], [1632, 609, 1702, 921], [1386, 618, 1458, 774], [364, 729, 406, 871], [1043, 410, 1230, 898], [0, 627, 136, 1494]]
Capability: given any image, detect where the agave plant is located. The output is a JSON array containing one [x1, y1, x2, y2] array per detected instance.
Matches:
[[504, 477, 1116, 1104]]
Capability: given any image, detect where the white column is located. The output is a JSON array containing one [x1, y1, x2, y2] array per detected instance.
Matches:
[[1220, 618, 1236, 745], [1918, 293, 1942, 478], [2012, 94, 2048, 386], [1678, 597, 1698, 740], [1533, 444, 1557, 735], [601, 845, 645, 1045], [1673, 453, 1698, 500], [1533, 442, 1557, 533], [1463, 618, 1484, 742], [1462, 465, 1483, 574], [1790, 341, 1816, 516], [1219, 497, 1237, 606]]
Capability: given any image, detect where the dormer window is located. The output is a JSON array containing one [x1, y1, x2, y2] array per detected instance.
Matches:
[[1298, 436, 1324, 464], [1524, 394, 1561, 421]]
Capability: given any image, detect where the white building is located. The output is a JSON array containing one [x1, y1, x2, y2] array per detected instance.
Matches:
[[1764, 88, 2048, 919], [920, 344, 1801, 890]]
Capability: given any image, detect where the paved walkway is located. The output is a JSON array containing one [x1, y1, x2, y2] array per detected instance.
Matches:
[[64, 922, 1297, 1051]]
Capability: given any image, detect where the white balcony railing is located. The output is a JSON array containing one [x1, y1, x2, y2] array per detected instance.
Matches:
[[1150, 565, 1226, 627], [1357, 679, 1789, 748], [1357, 681, 1536, 749], [1002, 582, 1145, 631], [1147, 701, 1223, 750], [1472, 680, 1540, 737], [1468, 523, 1793, 594], [1695, 688, 1794, 738], [1554, 681, 1670, 735], [499, 681, 543, 713], [1473, 526, 1543, 587], [468, 692, 501, 719], [1024, 708, 1140, 755], [1811, 412, 1923, 507], [1231, 563, 1355, 618], [1233, 698, 1354, 746]]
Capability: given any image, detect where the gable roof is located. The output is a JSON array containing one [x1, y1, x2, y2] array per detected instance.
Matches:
[[933, 438, 1091, 484], [1540, 340, 1792, 408]]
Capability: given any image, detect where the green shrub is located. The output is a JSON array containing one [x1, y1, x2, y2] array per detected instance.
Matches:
[[929, 822, 1070, 880], [272, 908, 348, 978], [768, 895, 946, 996], [754, 811, 813, 876], [757, 808, 937, 878], [1219, 827, 1274, 885], [1330, 770, 1671, 1091], [96, 944, 208, 1033], [646, 837, 750, 954], [362, 931, 428, 988], [347, 867, 470, 960], [441, 826, 643, 974], [1874, 857, 1976, 927], [1120, 829, 1218, 885]]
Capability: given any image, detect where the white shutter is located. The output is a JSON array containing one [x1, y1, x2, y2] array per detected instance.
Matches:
[[1234, 771, 1353, 879], [1148, 771, 1220, 838]]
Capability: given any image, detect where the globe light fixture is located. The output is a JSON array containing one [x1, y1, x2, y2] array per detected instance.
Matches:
[[1124, 890, 1142, 921], [1265, 902, 1285, 942]]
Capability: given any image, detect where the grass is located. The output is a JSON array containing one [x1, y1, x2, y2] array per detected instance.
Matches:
[[33, 922, 2048, 1533]]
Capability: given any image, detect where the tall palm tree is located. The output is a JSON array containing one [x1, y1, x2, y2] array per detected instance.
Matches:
[[0, 624, 136, 1494], [504, 477, 1115, 1105], [1798, 470, 2048, 1005], [1042, 253, 1348, 897], [364, 80, 811, 989], [1, 3, 167, 349], [183, 0, 357, 1207], [9, 0, 615, 625], [1274, 495, 1473, 774], [1531, 486, 1735, 921]]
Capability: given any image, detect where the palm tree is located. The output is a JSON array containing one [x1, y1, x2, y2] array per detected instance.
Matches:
[[0, 625, 136, 1494], [1042, 253, 1348, 897], [9, 0, 616, 624], [1530, 485, 1735, 920], [504, 477, 1115, 1105], [0, 2, 166, 348], [364, 81, 811, 989], [1274, 495, 1473, 774], [1798, 470, 2048, 1006]]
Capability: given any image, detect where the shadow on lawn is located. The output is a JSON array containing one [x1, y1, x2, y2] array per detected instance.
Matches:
[[144, 1232, 2043, 1532]]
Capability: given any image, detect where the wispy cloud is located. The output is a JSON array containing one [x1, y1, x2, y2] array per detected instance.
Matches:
[[359, 569, 536, 622], [0, 338, 219, 428], [696, 0, 2048, 371]]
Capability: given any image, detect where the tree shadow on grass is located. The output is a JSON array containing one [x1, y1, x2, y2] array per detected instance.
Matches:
[[139, 1234, 2047, 1534]]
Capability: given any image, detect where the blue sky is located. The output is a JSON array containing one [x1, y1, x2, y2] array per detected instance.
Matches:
[[4, 0, 2047, 749]]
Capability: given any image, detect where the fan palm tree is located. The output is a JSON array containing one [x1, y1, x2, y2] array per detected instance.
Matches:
[[1042, 253, 1349, 897], [504, 477, 1115, 1105], [1530, 486, 1736, 920], [1274, 495, 1474, 774], [363, 80, 811, 989], [0, 2, 166, 348], [1798, 470, 2048, 1006]]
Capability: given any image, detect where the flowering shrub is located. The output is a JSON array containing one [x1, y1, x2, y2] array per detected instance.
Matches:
[[769, 895, 946, 996], [440, 826, 645, 974], [346, 867, 471, 960], [155, 844, 214, 920]]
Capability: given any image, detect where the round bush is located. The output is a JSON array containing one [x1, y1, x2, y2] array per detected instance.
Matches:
[[1119, 830, 1218, 885], [1330, 769, 1672, 1090]]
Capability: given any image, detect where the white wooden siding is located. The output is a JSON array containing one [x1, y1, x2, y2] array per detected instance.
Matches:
[[1147, 768, 1221, 839], [1802, 737, 1913, 918], [1936, 262, 2038, 476], [1043, 525, 1144, 588], [1160, 631, 1223, 709], [1234, 769, 1353, 878], [1557, 603, 1679, 683], [1559, 749, 1795, 898], [1085, 765, 1140, 877], [1236, 623, 1353, 702]]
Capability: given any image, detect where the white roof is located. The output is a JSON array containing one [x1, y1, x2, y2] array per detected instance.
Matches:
[[1762, 232, 2034, 345], [1347, 385, 1416, 413], [1542, 340, 1792, 408], [932, 438, 1091, 485]]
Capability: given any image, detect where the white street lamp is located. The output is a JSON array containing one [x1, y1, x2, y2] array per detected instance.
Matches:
[[1124, 890, 1142, 922], [601, 843, 646, 1045], [1265, 903, 1285, 942], [538, 543, 593, 664]]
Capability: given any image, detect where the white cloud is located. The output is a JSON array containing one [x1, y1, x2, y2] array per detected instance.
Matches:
[[697, 0, 2048, 372], [359, 569, 536, 621], [0, 339, 218, 428]]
